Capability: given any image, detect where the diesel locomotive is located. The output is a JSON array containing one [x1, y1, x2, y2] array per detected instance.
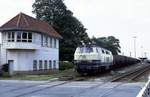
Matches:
[[74, 45, 140, 74]]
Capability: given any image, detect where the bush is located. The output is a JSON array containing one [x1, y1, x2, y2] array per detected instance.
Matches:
[[59, 61, 74, 71], [2, 64, 9, 72], [0, 64, 9, 77], [1, 71, 9, 77]]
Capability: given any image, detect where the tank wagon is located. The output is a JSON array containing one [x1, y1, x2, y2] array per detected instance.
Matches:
[[74, 45, 140, 74]]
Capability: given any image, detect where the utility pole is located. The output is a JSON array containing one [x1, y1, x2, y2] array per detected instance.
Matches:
[[122, 52, 124, 55], [144, 52, 147, 58], [130, 52, 132, 57], [133, 36, 137, 58], [141, 46, 143, 58]]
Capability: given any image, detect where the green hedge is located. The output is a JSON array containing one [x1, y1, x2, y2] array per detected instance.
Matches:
[[1, 71, 9, 77], [59, 61, 74, 71]]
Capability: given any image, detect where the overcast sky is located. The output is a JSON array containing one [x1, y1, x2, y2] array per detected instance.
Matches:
[[0, 0, 150, 58]]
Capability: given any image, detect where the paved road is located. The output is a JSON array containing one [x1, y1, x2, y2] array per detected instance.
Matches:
[[0, 80, 145, 97]]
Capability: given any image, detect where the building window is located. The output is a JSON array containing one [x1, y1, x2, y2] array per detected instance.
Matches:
[[28, 32, 32, 42], [54, 39, 56, 48], [39, 60, 43, 70], [42, 35, 49, 47], [44, 60, 47, 70], [50, 38, 53, 48], [49, 60, 52, 69], [53, 60, 56, 69], [33, 60, 37, 71], [41, 35, 43, 46], [22, 32, 27, 42], [43, 35, 48, 47], [45, 36, 48, 46], [7, 32, 15, 42], [17, 32, 22, 42], [49, 37, 52, 47], [16, 32, 32, 42]]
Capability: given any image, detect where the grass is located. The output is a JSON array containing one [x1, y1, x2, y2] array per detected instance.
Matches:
[[0, 74, 54, 81], [0, 69, 78, 81]]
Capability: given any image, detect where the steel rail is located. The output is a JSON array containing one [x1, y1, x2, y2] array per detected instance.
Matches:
[[111, 65, 150, 82]]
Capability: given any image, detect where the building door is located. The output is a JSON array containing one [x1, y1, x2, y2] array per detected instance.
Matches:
[[8, 60, 14, 76]]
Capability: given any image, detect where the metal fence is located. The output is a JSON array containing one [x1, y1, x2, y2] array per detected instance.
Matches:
[[137, 80, 150, 97]]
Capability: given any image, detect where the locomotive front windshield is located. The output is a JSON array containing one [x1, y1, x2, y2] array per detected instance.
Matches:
[[77, 47, 94, 53]]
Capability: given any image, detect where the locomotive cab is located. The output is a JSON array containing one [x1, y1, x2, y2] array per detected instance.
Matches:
[[74, 46, 100, 61]]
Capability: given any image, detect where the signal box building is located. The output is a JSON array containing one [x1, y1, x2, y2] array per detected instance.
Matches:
[[0, 13, 62, 75]]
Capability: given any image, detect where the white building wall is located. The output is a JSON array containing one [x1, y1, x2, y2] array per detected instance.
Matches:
[[0, 31, 59, 73], [1, 32, 8, 65], [1, 47, 7, 65]]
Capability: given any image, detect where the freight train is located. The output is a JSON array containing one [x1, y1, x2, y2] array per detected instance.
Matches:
[[74, 45, 140, 74]]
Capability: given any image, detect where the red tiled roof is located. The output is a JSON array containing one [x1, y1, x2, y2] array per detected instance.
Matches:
[[0, 12, 62, 39]]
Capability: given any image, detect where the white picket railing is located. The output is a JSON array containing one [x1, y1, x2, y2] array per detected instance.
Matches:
[[137, 79, 150, 97]]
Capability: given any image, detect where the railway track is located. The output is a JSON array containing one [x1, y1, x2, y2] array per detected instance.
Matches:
[[75, 64, 150, 96], [111, 64, 150, 82], [0, 80, 124, 97], [1, 64, 150, 97], [0, 76, 88, 97], [2, 80, 116, 97], [1, 77, 121, 97], [0, 80, 72, 97], [15, 81, 70, 97]]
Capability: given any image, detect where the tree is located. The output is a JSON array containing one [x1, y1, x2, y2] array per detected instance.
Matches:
[[92, 36, 121, 55], [33, 0, 89, 61]]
